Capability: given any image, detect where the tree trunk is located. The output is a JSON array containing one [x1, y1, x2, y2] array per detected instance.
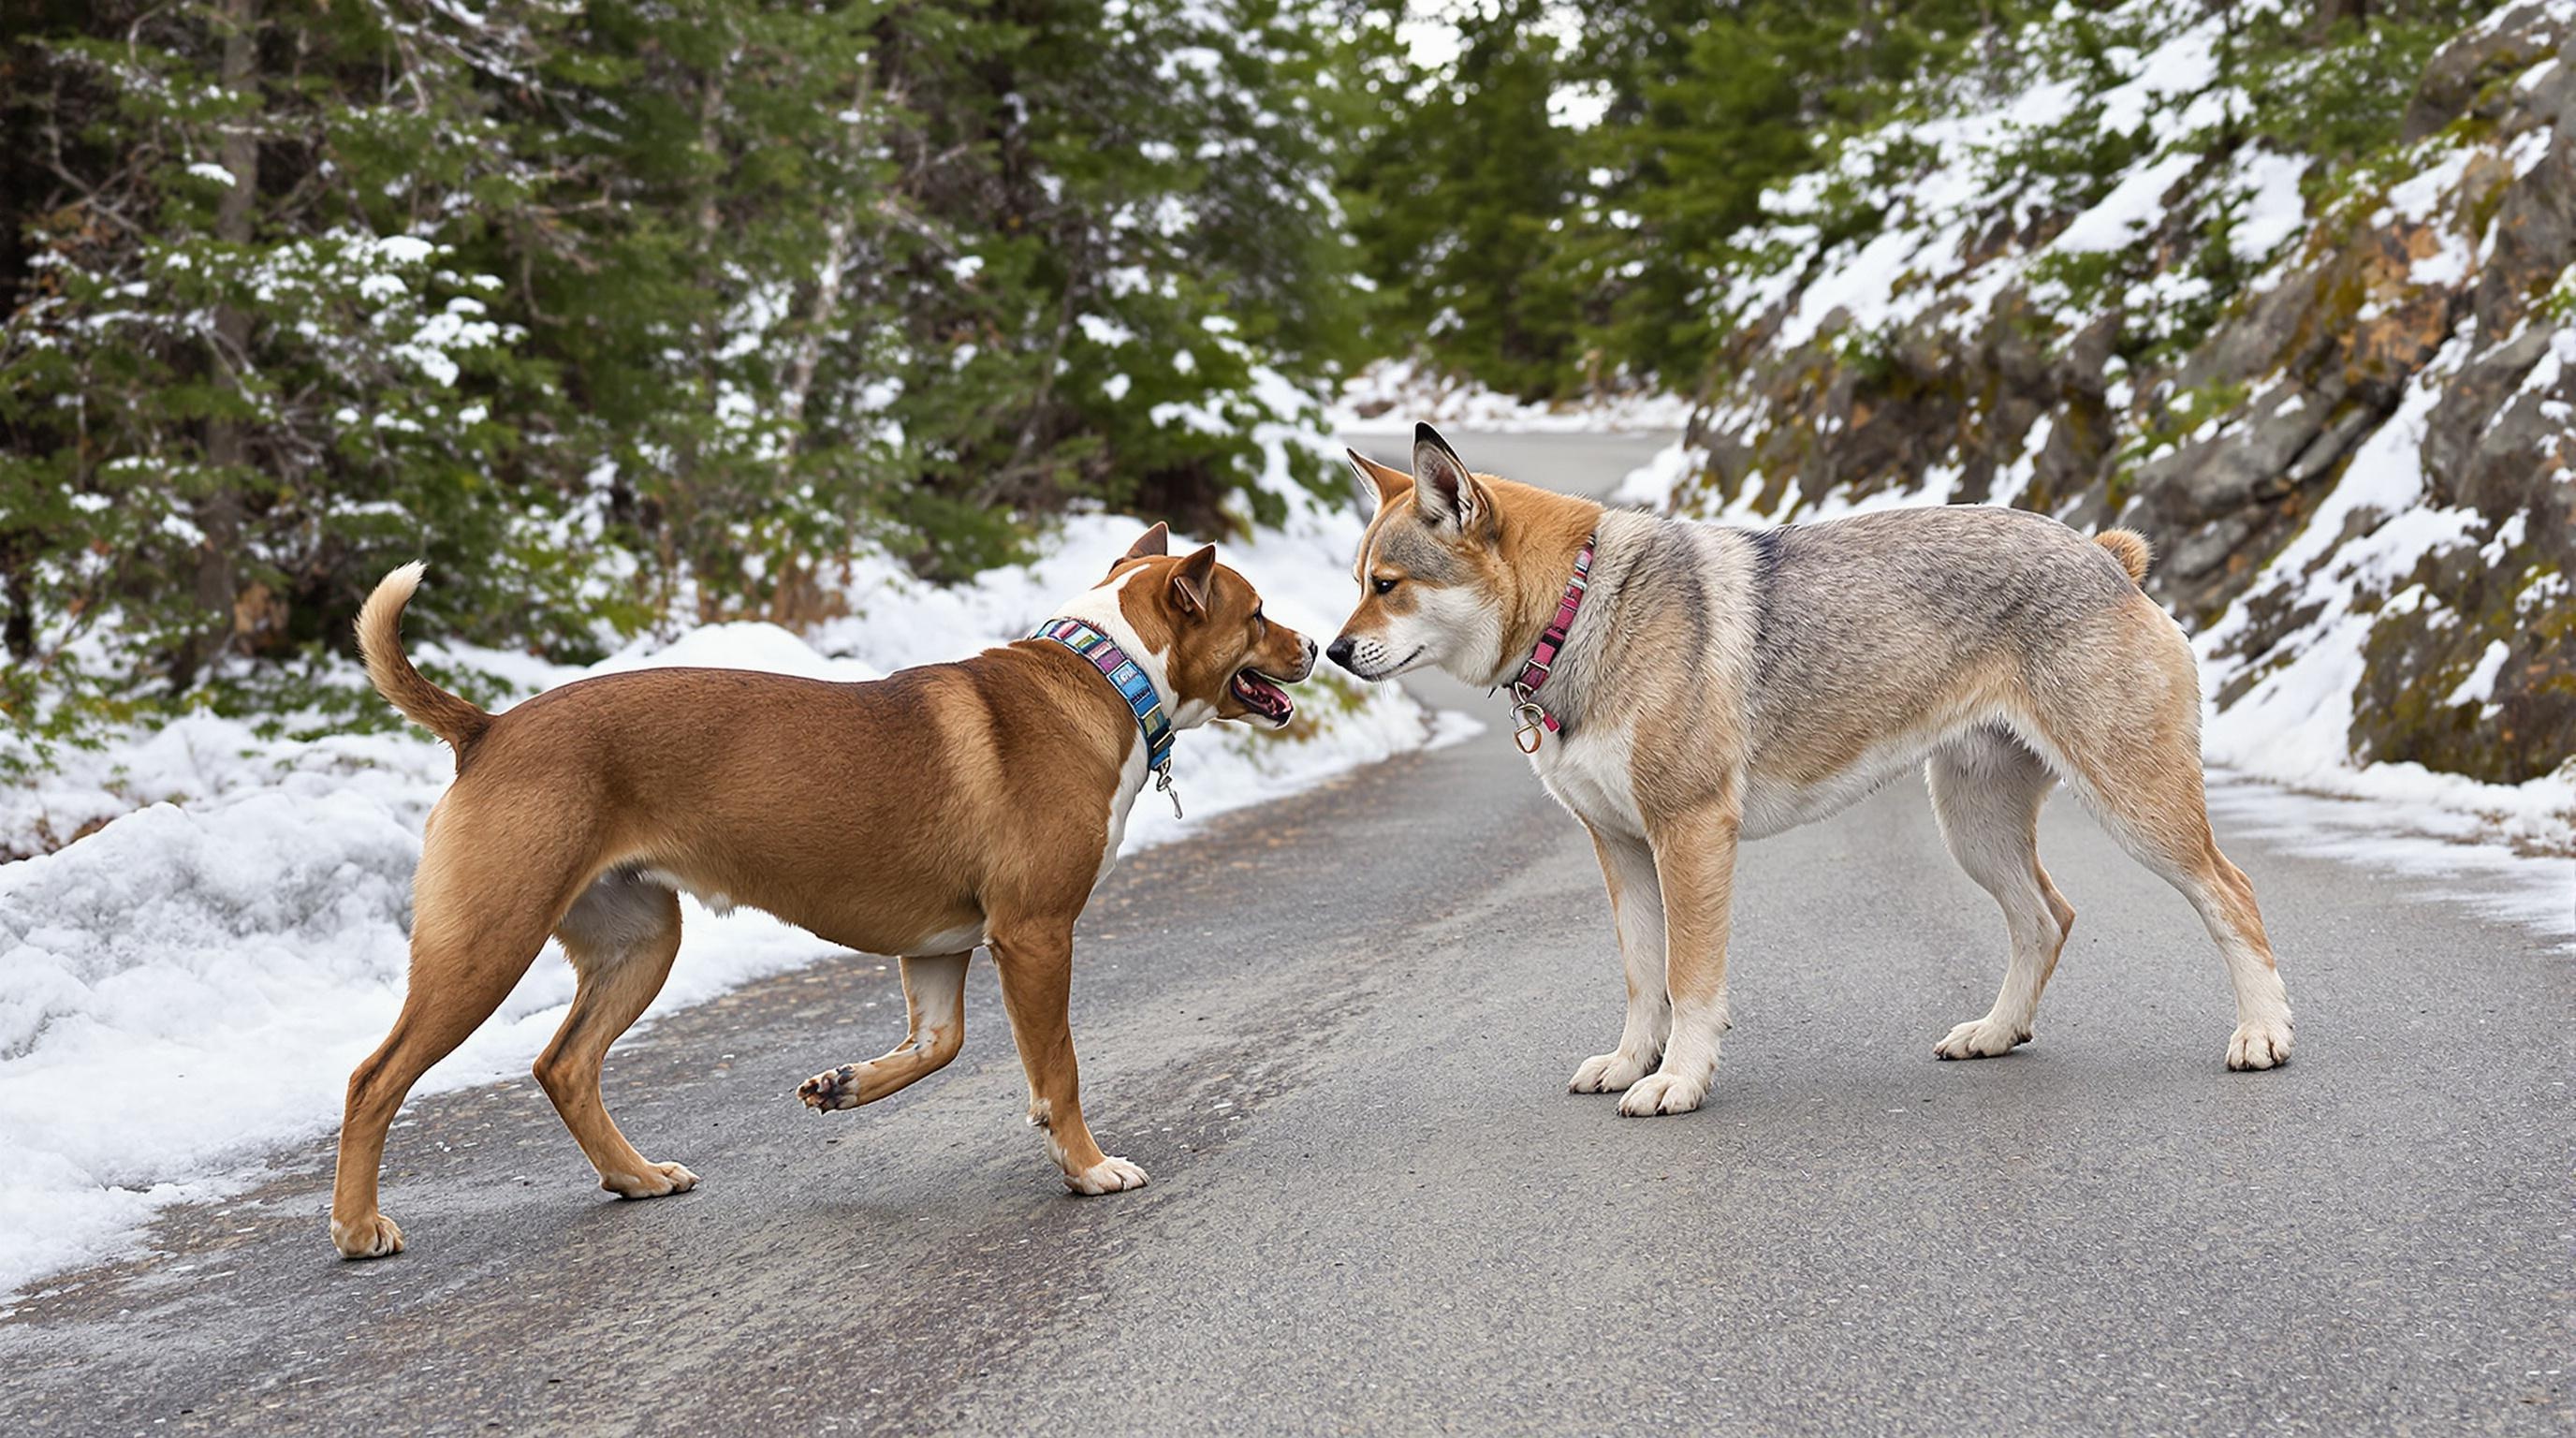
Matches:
[[780, 64, 874, 444], [186, 0, 259, 684], [2311, 0, 2367, 38], [679, 48, 728, 624]]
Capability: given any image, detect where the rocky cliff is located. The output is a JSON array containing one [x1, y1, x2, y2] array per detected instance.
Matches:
[[1654, 1, 2573, 823]]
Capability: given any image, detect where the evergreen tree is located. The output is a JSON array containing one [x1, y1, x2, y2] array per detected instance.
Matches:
[[0, 0, 1368, 768], [1350, 0, 2021, 396], [1345, 0, 1585, 399]]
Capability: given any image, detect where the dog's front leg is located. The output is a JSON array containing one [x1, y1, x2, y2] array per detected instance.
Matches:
[[1570, 823, 1670, 1093], [799, 951, 971, 1111], [988, 918, 1147, 1195], [1620, 796, 1740, 1117]]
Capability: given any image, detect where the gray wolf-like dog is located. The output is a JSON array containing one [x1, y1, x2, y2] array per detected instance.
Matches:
[[1328, 425, 2292, 1117]]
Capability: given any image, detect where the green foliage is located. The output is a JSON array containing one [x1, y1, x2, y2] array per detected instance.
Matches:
[[2116, 374, 2254, 491], [1348, 0, 2027, 395], [0, 0, 1367, 768], [1343, 0, 1585, 399], [2027, 247, 2133, 318], [1350, 0, 2502, 407], [1569, 0, 2019, 382], [2229, 2, 2488, 198], [1981, 97, 2159, 217], [2538, 265, 2576, 323]]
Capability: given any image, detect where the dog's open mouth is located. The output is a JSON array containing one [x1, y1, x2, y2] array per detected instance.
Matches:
[[1230, 668, 1295, 726]]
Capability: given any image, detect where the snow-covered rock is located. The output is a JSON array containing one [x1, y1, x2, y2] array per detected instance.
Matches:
[[1628, 0, 2576, 848]]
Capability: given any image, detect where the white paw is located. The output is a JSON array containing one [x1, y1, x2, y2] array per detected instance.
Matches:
[[601, 1161, 700, 1198], [1933, 1016, 2030, 1060], [330, 1212, 404, 1260], [1569, 1049, 1655, 1093], [1064, 1155, 1149, 1195], [2226, 1018, 2293, 1071], [1617, 1071, 1708, 1117]]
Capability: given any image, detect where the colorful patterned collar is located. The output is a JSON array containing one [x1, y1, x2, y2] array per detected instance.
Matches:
[[1506, 533, 1597, 754], [1031, 616, 1182, 814]]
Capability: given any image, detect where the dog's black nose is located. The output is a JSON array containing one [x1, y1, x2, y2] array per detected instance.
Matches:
[[1326, 637, 1356, 671]]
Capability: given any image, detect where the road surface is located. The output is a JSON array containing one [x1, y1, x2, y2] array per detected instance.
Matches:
[[4, 432, 2568, 1435]]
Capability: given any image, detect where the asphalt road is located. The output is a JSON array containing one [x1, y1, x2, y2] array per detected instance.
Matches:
[[4, 432, 2568, 1436]]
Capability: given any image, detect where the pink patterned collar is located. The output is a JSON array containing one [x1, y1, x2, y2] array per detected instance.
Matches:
[[1507, 534, 1596, 753]]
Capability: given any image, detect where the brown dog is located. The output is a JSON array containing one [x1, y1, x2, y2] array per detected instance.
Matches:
[[330, 525, 1315, 1259]]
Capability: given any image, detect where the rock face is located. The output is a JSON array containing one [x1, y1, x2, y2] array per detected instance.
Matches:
[[1665, 4, 2574, 790]]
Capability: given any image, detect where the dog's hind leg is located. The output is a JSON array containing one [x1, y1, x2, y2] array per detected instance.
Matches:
[[798, 951, 972, 1111], [1927, 727, 2074, 1060], [2066, 759, 2291, 1070], [2022, 597, 2292, 1071], [330, 828, 571, 1259], [539, 871, 697, 1199], [1569, 823, 1670, 1093]]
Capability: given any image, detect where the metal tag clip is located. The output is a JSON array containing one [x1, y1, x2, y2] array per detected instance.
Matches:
[[1154, 760, 1183, 818], [1510, 684, 1547, 754]]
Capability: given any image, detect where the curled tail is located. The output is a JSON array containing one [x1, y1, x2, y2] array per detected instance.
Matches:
[[2094, 529, 2153, 585], [358, 562, 490, 756]]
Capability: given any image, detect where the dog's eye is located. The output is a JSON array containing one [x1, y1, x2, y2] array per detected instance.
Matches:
[[1371, 576, 1399, 595]]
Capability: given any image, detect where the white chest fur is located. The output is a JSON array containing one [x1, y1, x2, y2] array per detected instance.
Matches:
[[1095, 736, 1148, 890], [1530, 717, 1646, 839]]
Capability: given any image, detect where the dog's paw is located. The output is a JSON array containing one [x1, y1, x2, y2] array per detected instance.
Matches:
[[1063, 1155, 1149, 1195], [1933, 1016, 2030, 1060], [331, 1212, 404, 1261], [601, 1161, 699, 1199], [1569, 1049, 1654, 1093], [1617, 1071, 1708, 1117], [2226, 1018, 2293, 1071], [798, 1064, 872, 1112]]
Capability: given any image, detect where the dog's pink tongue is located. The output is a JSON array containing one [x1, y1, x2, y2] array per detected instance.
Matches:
[[1239, 672, 1292, 718]]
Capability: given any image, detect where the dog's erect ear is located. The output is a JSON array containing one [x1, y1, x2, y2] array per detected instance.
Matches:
[[1345, 448, 1412, 513], [1117, 522, 1170, 570], [1412, 422, 1488, 532], [1170, 544, 1219, 619]]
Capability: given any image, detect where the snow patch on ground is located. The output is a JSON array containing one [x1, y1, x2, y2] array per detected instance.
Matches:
[[2053, 152, 2203, 255], [1330, 358, 1692, 435], [0, 420, 1454, 1305], [2228, 150, 2313, 265], [2443, 639, 2511, 712]]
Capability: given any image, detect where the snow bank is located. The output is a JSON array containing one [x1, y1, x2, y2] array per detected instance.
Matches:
[[2174, 341, 2574, 852], [1330, 357, 1691, 435], [0, 420, 1448, 1305]]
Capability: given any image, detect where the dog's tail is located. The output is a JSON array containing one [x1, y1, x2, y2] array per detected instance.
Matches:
[[2094, 529, 2153, 586], [358, 562, 491, 757]]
